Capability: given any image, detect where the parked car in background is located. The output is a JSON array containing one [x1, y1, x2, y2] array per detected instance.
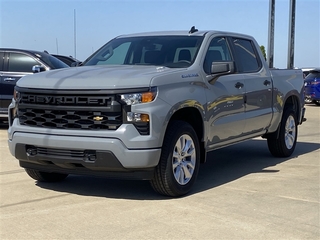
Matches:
[[301, 68, 316, 79], [0, 48, 69, 122], [304, 68, 320, 105], [52, 54, 81, 67]]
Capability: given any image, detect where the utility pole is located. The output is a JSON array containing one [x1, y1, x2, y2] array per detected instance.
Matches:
[[56, 38, 59, 54], [74, 9, 77, 58], [287, 0, 296, 69], [267, 0, 275, 68]]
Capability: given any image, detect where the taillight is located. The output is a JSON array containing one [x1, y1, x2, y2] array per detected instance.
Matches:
[[311, 80, 320, 85]]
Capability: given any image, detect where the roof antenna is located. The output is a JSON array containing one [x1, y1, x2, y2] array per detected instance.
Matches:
[[189, 26, 198, 34]]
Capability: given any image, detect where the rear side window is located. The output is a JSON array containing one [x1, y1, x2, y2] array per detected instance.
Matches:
[[8, 53, 39, 72], [232, 38, 261, 73]]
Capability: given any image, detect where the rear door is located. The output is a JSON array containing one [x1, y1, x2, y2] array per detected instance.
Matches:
[[229, 37, 273, 134]]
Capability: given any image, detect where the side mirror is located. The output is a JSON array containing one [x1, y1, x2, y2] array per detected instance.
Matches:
[[208, 61, 235, 84], [32, 65, 46, 73]]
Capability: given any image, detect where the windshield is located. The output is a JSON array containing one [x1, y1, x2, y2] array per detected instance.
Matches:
[[83, 36, 204, 68]]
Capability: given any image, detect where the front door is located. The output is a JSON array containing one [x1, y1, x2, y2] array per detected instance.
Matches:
[[203, 37, 246, 149]]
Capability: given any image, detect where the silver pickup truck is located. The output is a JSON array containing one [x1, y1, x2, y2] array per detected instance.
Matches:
[[7, 29, 306, 197]]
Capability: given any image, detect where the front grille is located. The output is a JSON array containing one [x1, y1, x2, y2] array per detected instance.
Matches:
[[17, 92, 123, 130]]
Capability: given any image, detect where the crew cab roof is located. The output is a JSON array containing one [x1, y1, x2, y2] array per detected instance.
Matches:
[[116, 30, 253, 39]]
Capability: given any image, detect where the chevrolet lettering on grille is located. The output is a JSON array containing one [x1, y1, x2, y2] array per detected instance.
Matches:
[[20, 95, 110, 105]]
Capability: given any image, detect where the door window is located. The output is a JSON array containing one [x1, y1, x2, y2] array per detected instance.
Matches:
[[232, 38, 261, 73], [8, 53, 39, 72], [203, 37, 232, 74]]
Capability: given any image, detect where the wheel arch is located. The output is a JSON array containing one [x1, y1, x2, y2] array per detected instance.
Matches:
[[166, 106, 206, 163], [283, 94, 301, 123], [265, 94, 301, 139]]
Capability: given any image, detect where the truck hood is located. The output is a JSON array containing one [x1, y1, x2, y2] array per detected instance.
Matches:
[[17, 65, 184, 89]]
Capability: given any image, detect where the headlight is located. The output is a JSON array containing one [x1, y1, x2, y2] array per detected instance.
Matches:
[[13, 89, 20, 101], [9, 89, 20, 125], [120, 87, 157, 105], [120, 87, 157, 126]]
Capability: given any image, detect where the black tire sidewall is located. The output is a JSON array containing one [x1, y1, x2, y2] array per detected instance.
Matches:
[[161, 121, 200, 196], [278, 108, 298, 156], [25, 168, 68, 182]]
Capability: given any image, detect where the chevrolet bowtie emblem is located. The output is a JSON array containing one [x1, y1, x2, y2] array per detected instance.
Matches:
[[93, 116, 104, 121]]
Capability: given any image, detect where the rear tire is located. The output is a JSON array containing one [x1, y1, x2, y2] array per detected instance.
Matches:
[[25, 168, 68, 182], [150, 120, 200, 197], [267, 107, 297, 157]]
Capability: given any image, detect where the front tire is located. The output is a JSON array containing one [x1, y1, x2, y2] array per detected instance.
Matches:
[[25, 168, 68, 182], [150, 121, 200, 197], [267, 107, 297, 157]]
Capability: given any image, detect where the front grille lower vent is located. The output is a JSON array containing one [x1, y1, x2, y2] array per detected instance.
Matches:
[[37, 147, 86, 158], [133, 122, 150, 135], [26, 145, 96, 162]]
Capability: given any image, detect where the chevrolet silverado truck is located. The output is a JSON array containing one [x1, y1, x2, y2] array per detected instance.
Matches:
[[7, 28, 306, 197]]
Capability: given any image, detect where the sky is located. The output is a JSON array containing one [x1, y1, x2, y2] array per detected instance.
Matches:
[[0, 0, 319, 69]]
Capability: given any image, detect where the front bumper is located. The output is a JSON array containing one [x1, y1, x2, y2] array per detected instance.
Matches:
[[8, 132, 161, 180]]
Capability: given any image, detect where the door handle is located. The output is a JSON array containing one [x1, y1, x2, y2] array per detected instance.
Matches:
[[264, 80, 271, 86], [4, 77, 16, 82], [235, 82, 244, 89]]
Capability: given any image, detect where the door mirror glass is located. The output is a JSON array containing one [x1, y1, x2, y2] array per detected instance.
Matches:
[[211, 61, 234, 74], [208, 61, 235, 84], [32, 65, 46, 73]]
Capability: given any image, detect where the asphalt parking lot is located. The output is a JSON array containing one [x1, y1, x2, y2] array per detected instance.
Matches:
[[0, 105, 319, 240]]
